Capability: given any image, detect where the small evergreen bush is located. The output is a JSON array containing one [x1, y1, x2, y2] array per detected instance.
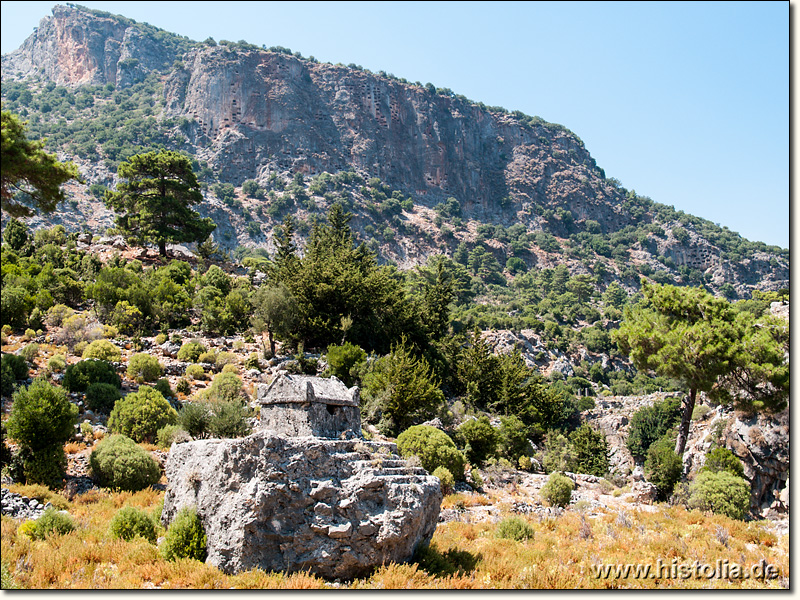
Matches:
[[569, 424, 609, 477], [47, 354, 66, 373], [326, 342, 366, 386], [626, 398, 681, 461], [29, 508, 76, 539], [176, 377, 191, 395], [109, 506, 157, 543], [496, 516, 535, 542], [82, 339, 121, 362], [644, 435, 683, 501], [156, 424, 190, 448], [84, 382, 121, 413], [688, 470, 750, 520], [540, 472, 574, 507], [701, 447, 745, 478], [89, 434, 161, 491], [397, 425, 466, 479], [198, 351, 217, 365], [126, 353, 162, 382], [19, 343, 39, 362], [108, 386, 178, 443], [457, 416, 498, 466], [1, 353, 29, 395], [185, 364, 205, 380], [161, 507, 207, 562], [63, 359, 120, 393], [177, 341, 206, 363], [153, 378, 174, 399], [432, 466, 454, 495]]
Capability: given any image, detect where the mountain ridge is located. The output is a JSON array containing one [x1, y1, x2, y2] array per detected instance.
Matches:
[[1, 4, 788, 299]]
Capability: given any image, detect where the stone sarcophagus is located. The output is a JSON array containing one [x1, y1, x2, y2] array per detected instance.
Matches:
[[256, 374, 361, 438], [162, 374, 442, 579]]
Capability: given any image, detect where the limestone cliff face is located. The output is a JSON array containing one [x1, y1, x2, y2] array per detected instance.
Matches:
[[164, 45, 626, 224], [2, 5, 178, 88]]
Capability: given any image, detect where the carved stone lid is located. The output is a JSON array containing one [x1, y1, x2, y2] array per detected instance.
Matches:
[[257, 373, 360, 407]]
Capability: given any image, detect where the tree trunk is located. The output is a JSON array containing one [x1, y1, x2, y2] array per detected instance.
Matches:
[[674, 388, 696, 456], [158, 239, 167, 257]]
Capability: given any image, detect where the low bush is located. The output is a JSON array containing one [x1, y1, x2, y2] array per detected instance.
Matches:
[[569, 424, 609, 477], [496, 516, 535, 541], [89, 434, 161, 491], [153, 378, 174, 399], [688, 470, 751, 520], [177, 341, 206, 363], [161, 507, 207, 562], [82, 340, 121, 362], [109, 506, 157, 543], [19, 343, 39, 363], [63, 360, 120, 393], [626, 398, 681, 461], [432, 466, 455, 495], [26, 508, 76, 539], [1, 353, 29, 395], [540, 472, 574, 507], [108, 386, 178, 443], [176, 378, 191, 395], [397, 425, 466, 480], [457, 416, 498, 466], [198, 351, 217, 365], [156, 424, 190, 448], [326, 342, 366, 386], [202, 372, 243, 403], [47, 354, 66, 373], [701, 447, 745, 478], [126, 353, 162, 383], [185, 364, 205, 380], [84, 382, 122, 413], [644, 435, 683, 501]]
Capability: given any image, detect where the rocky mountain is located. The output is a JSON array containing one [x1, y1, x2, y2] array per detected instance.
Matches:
[[1, 4, 789, 299]]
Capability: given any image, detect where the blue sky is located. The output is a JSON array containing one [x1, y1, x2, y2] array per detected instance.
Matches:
[[1, 1, 789, 249]]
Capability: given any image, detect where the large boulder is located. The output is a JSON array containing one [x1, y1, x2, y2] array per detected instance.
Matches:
[[161, 431, 442, 579]]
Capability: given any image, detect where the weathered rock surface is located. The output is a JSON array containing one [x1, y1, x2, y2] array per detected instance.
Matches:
[[161, 431, 441, 579]]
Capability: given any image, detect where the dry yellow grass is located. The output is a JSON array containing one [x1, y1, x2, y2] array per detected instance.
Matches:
[[0, 489, 788, 590]]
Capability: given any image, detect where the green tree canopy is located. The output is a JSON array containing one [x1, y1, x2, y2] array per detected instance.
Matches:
[[614, 282, 787, 456], [1, 109, 81, 217], [104, 150, 215, 256]]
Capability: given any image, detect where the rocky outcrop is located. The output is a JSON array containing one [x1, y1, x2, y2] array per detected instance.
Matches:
[[161, 432, 441, 579]]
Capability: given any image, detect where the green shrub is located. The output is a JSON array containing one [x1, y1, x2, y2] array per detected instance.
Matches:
[[178, 401, 211, 439], [540, 472, 574, 507], [432, 466, 455, 495], [469, 468, 484, 489], [176, 378, 190, 395], [161, 507, 207, 562], [89, 434, 161, 491], [215, 351, 237, 367], [47, 354, 67, 373], [108, 386, 178, 443], [7, 378, 77, 453], [126, 353, 162, 382], [688, 470, 751, 520], [84, 382, 122, 413], [156, 424, 189, 449], [153, 378, 174, 399], [198, 351, 217, 365], [457, 416, 498, 466], [207, 400, 252, 439], [82, 340, 121, 362], [518, 455, 533, 471], [541, 431, 575, 474], [397, 425, 466, 479], [626, 398, 681, 461], [701, 447, 745, 478], [109, 506, 157, 543], [2, 353, 29, 381], [19, 343, 39, 363], [11, 445, 67, 488], [185, 364, 205, 380], [177, 341, 206, 363], [63, 359, 120, 393], [154, 333, 168, 345], [644, 435, 683, 501], [30, 508, 76, 539], [326, 342, 366, 386], [496, 516, 535, 541], [569, 424, 609, 477], [203, 372, 243, 403], [1, 353, 29, 395], [497, 415, 530, 464]]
